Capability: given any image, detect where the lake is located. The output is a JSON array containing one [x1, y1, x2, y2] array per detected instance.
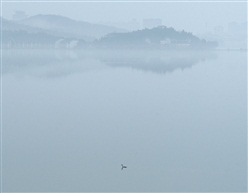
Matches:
[[2, 49, 247, 192]]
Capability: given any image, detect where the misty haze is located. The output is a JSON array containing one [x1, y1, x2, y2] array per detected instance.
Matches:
[[1, 1, 247, 192]]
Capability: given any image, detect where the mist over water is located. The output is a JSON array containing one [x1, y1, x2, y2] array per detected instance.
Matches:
[[2, 49, 247, 192], [2, 1, 247, 191]]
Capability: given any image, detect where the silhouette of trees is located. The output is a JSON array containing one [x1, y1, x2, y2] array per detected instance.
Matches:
[[97, 26, 218, 49]]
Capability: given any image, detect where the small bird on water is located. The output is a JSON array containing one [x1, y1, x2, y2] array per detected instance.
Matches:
[[121, 164, 127, 170]]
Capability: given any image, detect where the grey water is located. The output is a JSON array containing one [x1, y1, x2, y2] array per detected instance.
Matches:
[[2, 49, 247, 192]]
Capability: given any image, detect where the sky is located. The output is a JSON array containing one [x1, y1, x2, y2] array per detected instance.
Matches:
[[2, 1, 247, 34]]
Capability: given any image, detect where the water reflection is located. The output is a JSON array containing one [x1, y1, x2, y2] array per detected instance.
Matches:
[[2, 49, 106, 78], [2, 49, 246, 191], [98, 50, 217, 74], [3, 49, 217, 77]]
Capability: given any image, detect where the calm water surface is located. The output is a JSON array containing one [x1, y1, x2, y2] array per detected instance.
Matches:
[[2, 49, 247, 192]]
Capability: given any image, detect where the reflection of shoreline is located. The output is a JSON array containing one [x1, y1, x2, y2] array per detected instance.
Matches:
[[96, 50, 218, 74], [102, 57, 200, 74], [3, 49, 217, 77], [2, 49, 106, 78]]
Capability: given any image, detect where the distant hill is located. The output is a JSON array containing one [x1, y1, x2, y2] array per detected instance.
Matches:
[[2, 30, 87, 49], [2, 16, 217, 50], [2, 17, 43, 33], [2, 18, 86, 49], [95, 26, 218, 49], [2, 15, 126, 49], [18, 14, 126, 41]]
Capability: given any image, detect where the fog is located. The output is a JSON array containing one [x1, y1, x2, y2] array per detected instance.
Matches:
[[2, 49, 247, 192], [1, 1, 247, 192], [3, 2, 247, 34], [2, 2, 247, 49]]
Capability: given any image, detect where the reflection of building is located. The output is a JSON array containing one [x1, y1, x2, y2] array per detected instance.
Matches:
[[143, 19, 162, 29], [12, 11, 27, 20]]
